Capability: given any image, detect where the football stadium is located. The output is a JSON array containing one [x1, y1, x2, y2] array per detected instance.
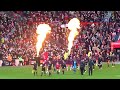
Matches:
[[0, 11, 120, 79]]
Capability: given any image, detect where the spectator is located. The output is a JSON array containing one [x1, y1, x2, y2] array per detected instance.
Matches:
[[0, 11, 120, 65]]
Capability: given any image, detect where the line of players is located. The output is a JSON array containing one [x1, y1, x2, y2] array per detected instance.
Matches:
[[32, 55, 116, 76], [32, 60, 66, 76]]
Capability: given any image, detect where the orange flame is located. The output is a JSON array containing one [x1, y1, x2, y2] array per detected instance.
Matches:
[[36, 24, 51, 57], [67, 18, 80, 54]]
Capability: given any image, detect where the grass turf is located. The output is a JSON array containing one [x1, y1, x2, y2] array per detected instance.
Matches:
[[0, 63, 120, 79]]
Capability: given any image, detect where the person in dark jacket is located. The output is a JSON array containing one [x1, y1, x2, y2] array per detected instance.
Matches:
[[88, 57, 94, 76], [48, 60, 52, 76], [0, 53, 3, 60], [83, 59, 86, 73], [61, 60, 66, 75], [112, 53, 115, 67], [80, 60, 85, 75], [98, 55, 102, 69], [41, 62, 46, 76], [106, 53, 110, 67], [92, 57, 96, 70], [33, 62, 37, 76], [52, 60, 56, 73]]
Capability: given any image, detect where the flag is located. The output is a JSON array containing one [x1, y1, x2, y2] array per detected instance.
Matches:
[[43, 52, 48, 61], [40, 60, 44, 64], [18, 56, 23, 61], [1, 38, 4, 43], [64, 52, 69, 60], [88, 51, 92, 57]]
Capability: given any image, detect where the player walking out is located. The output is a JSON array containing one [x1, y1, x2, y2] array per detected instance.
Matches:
[[83, 60, 86, 73], [88, 57, 94, 76], [32, 62, 37, 76], [92, 57, 96, 70], [56, 62, 60, 74], [41, 62, 46, 76], [98, 55, 102, 69], [112, 53, 115, 67], [80, 60, 85, 75], [61, 60, 66, 75], [48, 61, 52, 76], [106, 53, 110, 67], [53, 60, 56, 73], [72, 59, 77, 74]]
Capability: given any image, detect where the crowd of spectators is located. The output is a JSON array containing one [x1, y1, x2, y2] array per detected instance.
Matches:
[[0, 11, 120, 63]]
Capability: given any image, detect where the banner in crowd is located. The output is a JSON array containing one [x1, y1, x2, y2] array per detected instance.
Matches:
[[15, 59, 19, 66], [0, 60, 3, 66], [40, 60, 44, 64], [3, 60, 10, 66], [64, 52, 69, 60], [42, 52, 48, 61], [111, 40, 120, 50], [30, 60, 36, 65]]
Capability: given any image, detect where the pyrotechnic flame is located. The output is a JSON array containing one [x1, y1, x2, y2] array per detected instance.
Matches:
[[67, 18, 80, 54], [36, 24, 51, 57]]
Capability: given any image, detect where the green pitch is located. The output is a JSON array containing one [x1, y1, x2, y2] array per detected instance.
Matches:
[[0, 63, 120, 79]]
